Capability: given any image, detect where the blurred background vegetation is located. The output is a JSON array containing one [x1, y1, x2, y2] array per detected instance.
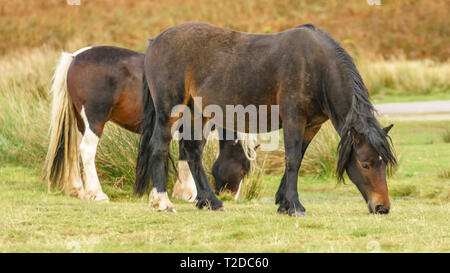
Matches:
[[0, 0, 448, 60]]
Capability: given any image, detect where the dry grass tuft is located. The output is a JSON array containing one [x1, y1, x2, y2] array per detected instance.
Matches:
[[257, 122, 340, 180], [442, 129, 450, 143], [301, 122, 340, 180], [241, 156, 267, 201], [358, 57, 450, 97]]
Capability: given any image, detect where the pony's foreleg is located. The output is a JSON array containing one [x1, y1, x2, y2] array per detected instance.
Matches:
[[275, 125, 321, 207], [180, 139, 224, 211], [278, 117, 307, 217], [79, 108, 109, 202]]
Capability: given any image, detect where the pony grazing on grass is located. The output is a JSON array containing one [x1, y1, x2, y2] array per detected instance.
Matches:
[[44, 45, 256, 203], [135, 22, 396, 216]]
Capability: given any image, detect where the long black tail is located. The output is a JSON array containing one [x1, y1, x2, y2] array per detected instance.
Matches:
[[134, 73, 156, 196]]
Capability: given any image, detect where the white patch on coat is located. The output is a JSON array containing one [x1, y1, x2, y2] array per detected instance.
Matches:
[[234, 179, 243, 200], [172, 160, 197, 202], [72, 46, 93, 57], [150, 188, 176, 212], [79, 106, 109, 202]]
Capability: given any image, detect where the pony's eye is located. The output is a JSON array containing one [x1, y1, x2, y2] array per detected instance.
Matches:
[[361, 163, 370, 169]]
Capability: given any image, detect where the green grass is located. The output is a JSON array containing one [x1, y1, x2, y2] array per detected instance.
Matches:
[[0, 121, 449, 252]]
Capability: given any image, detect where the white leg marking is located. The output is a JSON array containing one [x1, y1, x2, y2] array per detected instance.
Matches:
[[79, 107, 109, 202], [149, 188, 176, 212], [172, 160, 197, 202], [234, 179, 243, 200]]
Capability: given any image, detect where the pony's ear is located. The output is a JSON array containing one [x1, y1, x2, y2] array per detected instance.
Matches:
[[383, 124, 394, 135], [349, 127, 360, 144]]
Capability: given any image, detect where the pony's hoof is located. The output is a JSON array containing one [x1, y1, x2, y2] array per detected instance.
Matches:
[[85, 191, 110, 203], [186, 195, 197, 203], [196, 196, 223, 211], [277, 208, 288, 214], [67, 188, 86, 200], [155, 205, 176, 213], [156, 207, 176, 213], [195, 198, 210, 209], [212, 206, 226, 212], [289, 210, 306, 217]]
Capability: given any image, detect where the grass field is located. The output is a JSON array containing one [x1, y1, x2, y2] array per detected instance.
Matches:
[[1, 120, 448, 252]]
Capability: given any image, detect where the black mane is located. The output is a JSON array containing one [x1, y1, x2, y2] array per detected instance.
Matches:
[[317, 29, 397, 181]]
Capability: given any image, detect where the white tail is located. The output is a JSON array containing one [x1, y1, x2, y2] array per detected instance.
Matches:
[[43, 48, 91, 192]]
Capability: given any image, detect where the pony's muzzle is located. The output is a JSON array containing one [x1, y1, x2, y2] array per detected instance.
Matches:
[[374, 204, 390, 214], [367, 191, 390, 214], [368, 202, 390, 214]]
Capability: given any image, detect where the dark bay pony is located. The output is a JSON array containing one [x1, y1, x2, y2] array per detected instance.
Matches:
[[135, 22, 396, 216], [43, 45, 253, 203]]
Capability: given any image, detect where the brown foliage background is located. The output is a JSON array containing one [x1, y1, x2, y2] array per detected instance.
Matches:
[[0, 0, 448, 60]]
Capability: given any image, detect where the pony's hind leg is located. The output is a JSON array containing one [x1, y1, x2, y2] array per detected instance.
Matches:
[[147, 123, 176, 212], [172, 142, 197, 202], [172, 159, 197, 202], [79, 107, 109, 202], [65, 131, 85, 199]]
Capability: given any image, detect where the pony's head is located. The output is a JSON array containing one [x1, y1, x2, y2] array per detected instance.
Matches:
[[338, 123, 396, 214], [317, 28, 397, 214], [212, 140, 253, 196]]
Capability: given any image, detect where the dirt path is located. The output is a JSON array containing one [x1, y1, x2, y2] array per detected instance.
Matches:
[[374, 100, 450, 121]]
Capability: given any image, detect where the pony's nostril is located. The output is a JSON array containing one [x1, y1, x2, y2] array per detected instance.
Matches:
[[375, 204, 390, 214]]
